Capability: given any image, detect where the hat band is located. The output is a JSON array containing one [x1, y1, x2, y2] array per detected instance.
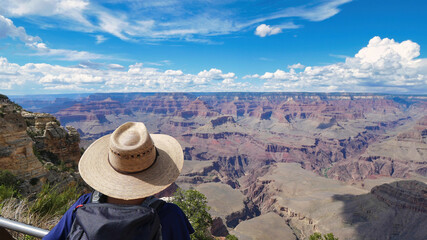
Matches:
[[108, 147, 159, 174]]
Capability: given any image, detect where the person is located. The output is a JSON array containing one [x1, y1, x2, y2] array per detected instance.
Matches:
[[43, 122, 194, 240]]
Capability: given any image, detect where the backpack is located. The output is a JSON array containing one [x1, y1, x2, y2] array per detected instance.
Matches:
[[67, 191, 165, 240]]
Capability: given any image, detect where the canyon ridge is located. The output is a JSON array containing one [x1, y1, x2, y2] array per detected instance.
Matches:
[[10, 92, 427, 240]]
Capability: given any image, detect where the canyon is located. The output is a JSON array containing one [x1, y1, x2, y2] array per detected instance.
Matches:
[[10, 92, 427, 239]]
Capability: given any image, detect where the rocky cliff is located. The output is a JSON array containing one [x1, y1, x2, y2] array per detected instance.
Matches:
[[0, 97, 45, 179], [371, 180, 426, 213], [0, 94, 82, 184], [24, 111, 81, 167]]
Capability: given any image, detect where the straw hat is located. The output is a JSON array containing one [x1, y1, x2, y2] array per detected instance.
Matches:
[[79, 122, 184, 200]]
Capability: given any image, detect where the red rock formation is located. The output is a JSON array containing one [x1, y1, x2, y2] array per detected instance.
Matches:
[[55, 98, 131, 124], [13, 93, 426, 183], [179, 99, 219, 118]]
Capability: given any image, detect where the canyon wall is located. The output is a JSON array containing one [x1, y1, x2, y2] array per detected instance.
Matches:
[[0, 95, 81, 183], [0, 97, 45, 179], [11, 92, 427, 239]]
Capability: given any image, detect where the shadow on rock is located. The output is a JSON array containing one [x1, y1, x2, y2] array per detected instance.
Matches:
[[332, 180, 426, 240]]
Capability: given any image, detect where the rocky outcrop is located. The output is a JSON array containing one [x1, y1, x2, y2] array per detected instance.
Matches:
[[0, 100, 46, 179], [211, 116, 235, 128], [328, 156, 412, 181], [210, 217, 229, 236], [371, 180, 426, 213], [224, 198, 260, 228], [25, 112, 80, 167], [179, 99, 219, 119], [55, 97, 131, 124], [397, 116, 427, 143]]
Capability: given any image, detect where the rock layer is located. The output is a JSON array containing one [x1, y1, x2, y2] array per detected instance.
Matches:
[[0, 98, 45, 179], [24, 112, 81, 167]]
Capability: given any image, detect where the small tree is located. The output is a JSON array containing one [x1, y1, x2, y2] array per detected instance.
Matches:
[[173, 189, 213, 240], [226, 234, 239, 240], [309, 232, 338, 240]]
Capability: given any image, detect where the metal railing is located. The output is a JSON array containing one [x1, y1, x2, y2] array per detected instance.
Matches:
[[0, 216, 49, 239]]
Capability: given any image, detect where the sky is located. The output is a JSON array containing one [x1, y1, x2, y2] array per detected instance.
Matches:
[[0, 0, 426, 95]]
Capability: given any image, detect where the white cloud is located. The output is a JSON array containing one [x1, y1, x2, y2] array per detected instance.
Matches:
[[288, 63, 305, 69], [34, 48, 104, 61], [0, 57, 27, 89], [0, 0, 89, 16], [0, 15, 41, 43], [0, 57, 238, 93], [2, 36, 424, 94], [0, 0, 350, 41], [0, 0, 91, 26], [0, 14, 105, 61], [108, 63, 125, 70], [165, 70, 183, 76], [196, 68, 236, 84], [95, 35, 107, 44], [96, 11, 130, 40], [251, 37, 427, 93], [296, 0, 352, 22], [255, 24, 282, 37]]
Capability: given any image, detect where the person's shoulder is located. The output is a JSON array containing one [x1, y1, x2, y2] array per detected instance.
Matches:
[[158, 202, 188, 219], [158, 201, 195, 235], [159, 202, 184, 214], [75, 192, 92, 204]]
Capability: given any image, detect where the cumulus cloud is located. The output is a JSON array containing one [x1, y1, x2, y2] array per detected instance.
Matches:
[[255, 24, 282, 37], [2, 36, 425, 94], [0, 57, 238, 93], [197, 68, 236, 84], [288, 63, 305, 69], [0, 14, 105, 61], [250, 37, 427, 93]]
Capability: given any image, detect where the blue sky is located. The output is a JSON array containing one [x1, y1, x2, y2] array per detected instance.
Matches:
[[0, 0, 426, 95]]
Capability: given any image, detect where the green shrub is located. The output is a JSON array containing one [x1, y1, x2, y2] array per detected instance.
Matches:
[[0, 170, 21, 189], [226, 234, 239, 240], [0, 185, 20, 202], [0, 170, 21, 203], [29, 183, 80, 218], [310, 232, 339, 240], [173, 189, 213, 240]]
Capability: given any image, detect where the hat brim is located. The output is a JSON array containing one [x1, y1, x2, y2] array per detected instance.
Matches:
[[79, 134, 184, 200]]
